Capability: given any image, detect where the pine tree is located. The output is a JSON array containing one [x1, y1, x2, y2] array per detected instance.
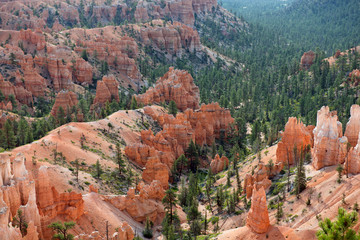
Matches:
[[162, 188, 177, 225], [48, 221, 76, 240], [178, 179, 188, 207], [226, 170, 231, 187], [0, 130, 6, 149], [13, 210, 28, 237], [172, 154, 188, 181], [186, 139, 199, 173], [142, 217, 153, 239], [81, 49, 88, 61], [0, 90, 4, 102], [276, 197, 283, 223], [9, 52, 16, 64], [317, 208, 359, 240], [337, 164, 344, 184], [71, 159, 80, 183], [17, 117, 28, 146], [116, 143, 125, 176], [95, 160, 102, 179], [216, 185, 224, 210], [4, 119, 16, 149], [168, 100, 178, 117], [56, 107, 66, 126], [211, 141, 217, 158], [295, 150, 306, 198], [130, 96, 138, 109]]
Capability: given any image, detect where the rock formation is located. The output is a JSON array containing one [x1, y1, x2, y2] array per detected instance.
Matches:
[[20, 28, 46, 51], [140, 21, 201, 56], [334, 50, 341, 59], [20, 54, 47, 97], [104, 180, 165, 224], [246, 187, 270, 234], [184, 102, 235, 145], [142, 157, 170, 188], [0, 153, 42, 239], [312, 106, 348, 170], [346, 132, 360, 175], [344, 105, 360, 147], [300, 50, 315, 70], [46, 57, 73, 91], [243, 162, 282, 199], [210, 154, 229, 174], [126, 100, 234, 185], [93, 75, 120, 105], [72, 30, 140, 81], [75, 222, 134, 240], [0, 73, 33, 106], [112, 222, 135, 240], [276, 117, 314, 166], [51, 91, 78, 117], [35, 166, 84, 238], [136, 67, 200, 111], [73, 58, 93, 85]]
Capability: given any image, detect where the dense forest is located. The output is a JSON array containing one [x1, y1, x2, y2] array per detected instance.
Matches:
[[190, 0, 360, 153]]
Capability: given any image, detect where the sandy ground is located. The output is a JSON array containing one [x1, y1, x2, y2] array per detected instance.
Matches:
[[7, 106, 165, 195], [218, 225, 316, 240]]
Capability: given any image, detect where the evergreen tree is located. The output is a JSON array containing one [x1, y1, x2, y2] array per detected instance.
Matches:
[[13, 210, 28, 237], [57, 107, 66, 126], [0, 90, 4, 102], [276, 197, 283, 223], [4, 120, 16, 149], [17, 117, 28, 146], [0, 130, 6, 149], [162, 188, 177, 225], [317, 208, 359, 240], [130, 96, 138, 109], [95, 160, 102, 179], [116, 143, 125, 176], [337, 164, 344, 184], [216, 185, 225, 210], [81, 49, 88, 61], [295, 150, 306, 198], [211, 141, 217, 159], [48, 221, 76, 240], [168, 100, 178, 117], [171, 154, 188, 181], [186, 139, 199, 173], [71, 159, 80, 183], [142, 217, 153, 239]]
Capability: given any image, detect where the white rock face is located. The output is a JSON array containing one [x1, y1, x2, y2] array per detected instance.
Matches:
[[345, 104, 360, 147], [0, 155, 12, 186], [13, 153, 28, 179], [312, 106, 348, 170]]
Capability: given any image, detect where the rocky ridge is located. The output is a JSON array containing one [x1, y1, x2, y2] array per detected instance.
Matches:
[[136, 67, 200, 111]]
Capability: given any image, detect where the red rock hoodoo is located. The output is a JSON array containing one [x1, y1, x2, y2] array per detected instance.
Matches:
[[104, 180, 165, 224], [140, 21, 201, 56], [246, 186, 270, 234], [125, 102, 234, 186], [244, 162, 282, 199], [312, 106, 348, 170], [346, 132, 360, 175], [210, 154, 229, 174], [136, 67, 200, 111], [344, 104, 360, 147], [276, 117, 314, 166], [51, 91, 78, 117], [300, 50, 316, 70], [93, 75, 120, 105], [20, 54, 47, 97]]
